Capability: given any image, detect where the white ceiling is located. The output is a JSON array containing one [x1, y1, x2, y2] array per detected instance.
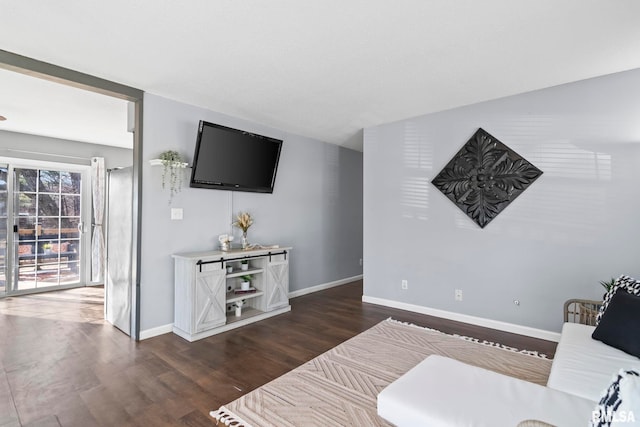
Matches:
[[0, 68, 132, 148], [1, 1, 640, 152]]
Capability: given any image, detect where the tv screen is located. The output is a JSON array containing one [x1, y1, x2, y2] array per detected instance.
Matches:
[[190, 121, 283, 193]]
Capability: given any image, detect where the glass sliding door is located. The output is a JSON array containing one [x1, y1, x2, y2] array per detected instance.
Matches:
[[12, 166, 87, 293]]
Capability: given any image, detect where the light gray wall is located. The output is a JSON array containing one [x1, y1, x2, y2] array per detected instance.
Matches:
[[140, 94, 363, 331], [363, 68, 640, 333], [0, 129, 133, 168]]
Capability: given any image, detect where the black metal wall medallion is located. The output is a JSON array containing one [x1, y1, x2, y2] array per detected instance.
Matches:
[[431, 128, 543, 228]]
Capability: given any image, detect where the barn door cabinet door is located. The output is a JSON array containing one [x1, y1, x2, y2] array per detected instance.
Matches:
[[266, 256, 289, 311], [194, 266, 226, 332], [172, 257, 226, 338]]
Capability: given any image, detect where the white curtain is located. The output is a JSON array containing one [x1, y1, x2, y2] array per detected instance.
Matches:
[[91, 157, 105, 282]]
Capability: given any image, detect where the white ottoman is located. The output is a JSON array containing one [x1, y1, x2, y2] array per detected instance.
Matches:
[[377, 355, 594, 427]]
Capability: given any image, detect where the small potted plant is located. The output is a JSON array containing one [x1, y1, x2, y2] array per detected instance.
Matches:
[[575, 277, 616, 325], [599, 277, 616, 299], [239, 275, 252, 291], [240, 260, 249, 271], [42, 243, 52, 255], [159, 150, 184, 204]]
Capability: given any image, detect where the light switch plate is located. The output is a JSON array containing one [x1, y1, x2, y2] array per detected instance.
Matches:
[[171, 208, 183, 220]]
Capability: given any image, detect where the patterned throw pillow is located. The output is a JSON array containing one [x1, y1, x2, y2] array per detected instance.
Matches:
[[590, 369, 640, 427], [596, 275, 640, 325]]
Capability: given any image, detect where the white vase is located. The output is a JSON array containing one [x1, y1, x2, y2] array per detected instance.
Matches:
[[235, 300, 244, 317], [240, 281, 251, 291], [241, 263, 249, 271], [242, 231, 249, 249]]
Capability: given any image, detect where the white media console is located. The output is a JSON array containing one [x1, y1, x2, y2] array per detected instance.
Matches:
[[172, 247, 291, 342]]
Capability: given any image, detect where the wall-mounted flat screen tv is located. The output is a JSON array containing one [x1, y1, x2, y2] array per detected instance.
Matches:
[[190, 120, 283, 193]]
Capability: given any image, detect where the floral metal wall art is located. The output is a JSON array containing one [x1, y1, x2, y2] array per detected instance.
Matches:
[[431, 128, 542, 228]]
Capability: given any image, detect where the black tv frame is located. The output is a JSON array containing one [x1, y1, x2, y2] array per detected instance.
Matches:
[[189, 120, 283, 193]]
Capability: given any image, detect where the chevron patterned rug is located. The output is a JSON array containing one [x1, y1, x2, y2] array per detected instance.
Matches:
[[210, 318, 552, 427]]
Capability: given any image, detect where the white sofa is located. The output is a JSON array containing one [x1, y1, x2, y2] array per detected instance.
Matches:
[[547, 322, 640, 401], [378, 322, 640, 426]]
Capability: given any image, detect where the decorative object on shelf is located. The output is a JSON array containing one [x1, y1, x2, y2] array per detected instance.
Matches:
[[432, 128, 543, 228], [233, 212, 254, 249], [240, 260, 249, 271], [240, 275, 252, 290], [159, 150, 184, 204], [218, 234, 234, 251], [234, 300, 244, 317], [42, 243, 52, 255], [226, 264, 233, 274]]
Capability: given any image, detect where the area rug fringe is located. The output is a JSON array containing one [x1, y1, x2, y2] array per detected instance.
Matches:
[[210, 407, 254, 427], [385, 317, 549, 359]]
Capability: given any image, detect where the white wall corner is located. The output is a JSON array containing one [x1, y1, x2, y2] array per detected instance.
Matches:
[[139, 323, 174, 340]]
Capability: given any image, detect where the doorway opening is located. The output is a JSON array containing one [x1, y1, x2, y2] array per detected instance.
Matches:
[[0, 49, 143, 339]]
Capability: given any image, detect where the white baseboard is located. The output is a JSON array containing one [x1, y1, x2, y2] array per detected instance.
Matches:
[[140, 323, 173, 340], [289, 274, 363, 299], [361, 295, 561, 342]]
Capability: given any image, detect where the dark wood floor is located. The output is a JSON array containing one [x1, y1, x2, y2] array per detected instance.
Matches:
[[0, 280, 557, 427]]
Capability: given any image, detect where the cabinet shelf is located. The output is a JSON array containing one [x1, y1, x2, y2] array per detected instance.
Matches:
[[226, 290, 264, 304], [226, 268, 263, 278], [226, 307, 263, 324], [149, 159, 190, 168]]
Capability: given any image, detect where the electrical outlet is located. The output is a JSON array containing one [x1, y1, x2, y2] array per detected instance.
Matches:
[[455, 289, 463, 301], [401, 280, 408, 290]]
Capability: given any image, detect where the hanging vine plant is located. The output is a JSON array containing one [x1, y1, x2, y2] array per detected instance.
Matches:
[[159, 150, 183, 203]]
